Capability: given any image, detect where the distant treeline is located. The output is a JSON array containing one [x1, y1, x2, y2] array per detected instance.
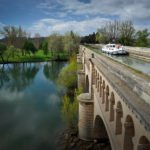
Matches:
[[0, 37, 45, 49], [81, 20, 150, 47]]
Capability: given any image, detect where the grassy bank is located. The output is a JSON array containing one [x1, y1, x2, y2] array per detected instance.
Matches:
[[0, 50, 69, 64]]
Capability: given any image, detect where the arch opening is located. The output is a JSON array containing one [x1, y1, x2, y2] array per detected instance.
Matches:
[[123, 115, 135, 150], [85, 75, 89, 93], [105, 85, 109, 111], [102, 80, 105, 104], [109, 92, 115, 122], [115, 102, 123, 135], [99, 76, 102, 97], [138, 136, 150, 150], [93, 116, 111, 149]]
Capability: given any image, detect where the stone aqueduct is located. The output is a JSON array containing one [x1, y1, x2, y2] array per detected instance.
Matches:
[[77, 45, 150, 150]]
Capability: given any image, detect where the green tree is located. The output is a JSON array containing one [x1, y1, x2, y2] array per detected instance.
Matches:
[[5, 45, 21, 62], [23, 40, 37, 55], [119, 20, 135, 45], [0, 43, 7, 62], [135, 29, 150, 47], [95, 32, 101, 43], [41, 40, 48, 55], [0, 26, 27, 46], [48, 32, 64, 56], [96, 20, 120, 43], [63, 31, 80, 55]]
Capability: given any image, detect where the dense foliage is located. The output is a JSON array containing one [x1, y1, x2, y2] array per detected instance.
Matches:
[[0, 43, 7, 62], [57, 54, 77, 90], [23, 40, 37, 54], [61, 88, 82, 128], [57, 54, 82, 128], [135, 29, 150, 47]]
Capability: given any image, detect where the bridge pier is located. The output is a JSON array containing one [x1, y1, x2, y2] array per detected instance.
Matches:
[[78, 93, 94, 141]]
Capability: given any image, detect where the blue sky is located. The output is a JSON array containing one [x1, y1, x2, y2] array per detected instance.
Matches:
[[0, 0, 150, 36]]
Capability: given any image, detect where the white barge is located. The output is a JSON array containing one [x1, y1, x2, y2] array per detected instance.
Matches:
[[102, 44, 128, 55]]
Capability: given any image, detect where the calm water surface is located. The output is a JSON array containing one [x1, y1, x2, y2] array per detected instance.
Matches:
[[99, 51, 150, 75], [0, 62, 67, 150], [108, 55, 150, 75]]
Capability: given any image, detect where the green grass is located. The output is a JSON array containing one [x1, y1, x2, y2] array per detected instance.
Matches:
[[0, 50, 69, 63]]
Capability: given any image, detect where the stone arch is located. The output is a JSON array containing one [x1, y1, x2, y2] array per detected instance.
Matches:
[[115, 101, 123, 134], [138, 136, 150, 150], [109, 92, 115, 121], [95, 70, 97, 87], [85, 75, 89, 93], [97, 73, 100, 92], [93, 115, 109, 140], [93, 68, 96, 85], [99, 76, 102, 97], [102, 80, 105, 104], [105, 85, 109, 111], [123, 115, 135, 150]]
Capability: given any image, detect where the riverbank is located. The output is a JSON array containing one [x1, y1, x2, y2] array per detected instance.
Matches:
[[55, 127, 111, 150], [0, 50, 69, 64]]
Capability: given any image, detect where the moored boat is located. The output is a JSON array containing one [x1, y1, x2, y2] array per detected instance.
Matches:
[[102, 44, 128, 55]]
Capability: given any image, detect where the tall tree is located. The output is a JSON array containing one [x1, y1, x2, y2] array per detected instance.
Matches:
[[0, 26, 28, 47], [34, 33, 41, 48], [97, 20, 120, 43], [0, 43, 7, 63], [42, 40, 49, 55], [0, 26, 18, 45], [135, 29, 150, 47], [48, 32, 64, 56], [23, 40, 37, 55], [63, 31, 80, 55], [119, 20, 135, 46]]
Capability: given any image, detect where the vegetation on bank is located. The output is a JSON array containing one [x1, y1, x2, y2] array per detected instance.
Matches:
[[0, 26, 80, 63], [61, 88, 82, 128], [57, 54, 77, 90], [57, 54, 81, 128]]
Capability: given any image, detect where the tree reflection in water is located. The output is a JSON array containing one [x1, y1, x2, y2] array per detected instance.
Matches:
[[43, 61, 66, 82], [0, 63, 40, 91]]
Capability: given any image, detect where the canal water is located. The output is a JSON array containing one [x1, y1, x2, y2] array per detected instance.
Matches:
[[106, 54, 150, 75], [0, 62, 67, 150]]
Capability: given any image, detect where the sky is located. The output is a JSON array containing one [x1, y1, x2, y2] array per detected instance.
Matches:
[[0, 0, 150, 36]]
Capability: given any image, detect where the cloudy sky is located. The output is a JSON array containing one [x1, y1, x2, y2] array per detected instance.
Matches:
[[0, 0, 149, 36]]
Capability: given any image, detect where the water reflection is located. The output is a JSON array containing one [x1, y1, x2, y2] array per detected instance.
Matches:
[[0, 62, 67, 150], [0, 63, 40, 91], [43, 61, 66, 82]]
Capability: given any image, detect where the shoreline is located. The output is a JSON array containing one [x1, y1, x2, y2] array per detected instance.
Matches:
[[0, 58, 69, 64], [55, 127, 111, 150]]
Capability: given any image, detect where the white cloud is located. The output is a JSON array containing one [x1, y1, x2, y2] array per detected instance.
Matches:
[[37, 0, 150, 21], [0, 88, 24, 102], [28, 17, 111, 36], [32, 0, 150, 36]]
